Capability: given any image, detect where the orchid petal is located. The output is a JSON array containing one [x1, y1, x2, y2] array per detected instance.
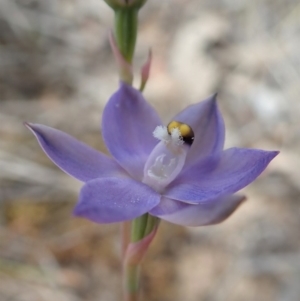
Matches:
[[150, 195, 246, 226], [165, 148, 278, 203], [74, 177, 161, 223], [102, 83, 162, 180], [172, 95, 225, 166], [25, 123, 125, 182]]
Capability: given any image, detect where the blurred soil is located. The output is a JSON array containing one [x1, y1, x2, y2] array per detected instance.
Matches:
[[1, 0, 300, 300]]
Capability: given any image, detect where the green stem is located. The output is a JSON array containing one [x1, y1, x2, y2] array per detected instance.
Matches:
[[131, 213, 148, 242], [114, 8, 138, 63], [124, 264, 140, 301], [144, 215, 159, 237], [124, 214, 159, 301]]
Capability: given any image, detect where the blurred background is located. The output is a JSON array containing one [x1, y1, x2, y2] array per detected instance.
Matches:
[[0, 0, 299, 300]]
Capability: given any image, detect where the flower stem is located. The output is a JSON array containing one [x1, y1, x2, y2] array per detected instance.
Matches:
[[114, 8, 138, 63], [124, 264, 140, 301], [123, 214, 159, 300], [144, 214, 159, 237], [131, 213, 149, 242], [121, 221, 131, 259]]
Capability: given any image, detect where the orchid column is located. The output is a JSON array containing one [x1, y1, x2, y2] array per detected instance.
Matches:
[[104, 1, 158, 300]]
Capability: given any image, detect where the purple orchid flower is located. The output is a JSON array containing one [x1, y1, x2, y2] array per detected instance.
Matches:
[[25, 83, 278, 226]]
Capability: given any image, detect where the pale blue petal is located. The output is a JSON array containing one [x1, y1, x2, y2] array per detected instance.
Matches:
[[102, 83, 162, 180], [172, 94, 225, 167], [165, 148, 278, 203], [74, 177, 161, 223], [150, 195, 246, 226], [26, 123, 125, 182]]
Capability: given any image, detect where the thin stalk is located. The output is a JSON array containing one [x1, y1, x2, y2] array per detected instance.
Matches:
[[131, 213, 148, 242], [114, 8, 138, 63], [121, 221, 131, 259], [124, 264, 140, 301], [123, 214, 159, 300], [144, 215, 159, 237]]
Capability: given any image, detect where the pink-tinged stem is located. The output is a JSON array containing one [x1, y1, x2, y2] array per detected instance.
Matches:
[[121, 221, 133, 301], [121, 221, 131, 259], [124, 264, 140, 301], [123, 226, 158, 301], [109, 31, 133, 85], [139, 49, 152, 92]]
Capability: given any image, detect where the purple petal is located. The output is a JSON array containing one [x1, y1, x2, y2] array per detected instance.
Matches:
[[74, 177, 161, 223], [26, 123, 125, 182], [172, 95, 225, 167], [165, 148, 279, 203], [150, 195, 246, 226], [102, 83, 162, 180]]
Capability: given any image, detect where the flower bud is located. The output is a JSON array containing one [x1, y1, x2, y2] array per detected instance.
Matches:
[[104, 0, 147, 10]]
